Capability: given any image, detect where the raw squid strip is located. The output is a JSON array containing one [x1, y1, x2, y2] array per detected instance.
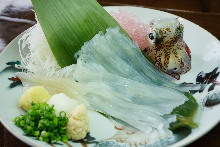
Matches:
[[17, 27, 188, 143], [17, 72, 178, 143], [73, 28, 187, 91]]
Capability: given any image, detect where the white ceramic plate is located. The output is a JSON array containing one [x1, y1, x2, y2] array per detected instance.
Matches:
[[0, 6, 220, 147]]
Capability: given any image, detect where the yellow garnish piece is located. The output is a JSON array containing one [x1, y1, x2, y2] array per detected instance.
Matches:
[[19, 86, 51, 111], [66, 104, 90, 141]]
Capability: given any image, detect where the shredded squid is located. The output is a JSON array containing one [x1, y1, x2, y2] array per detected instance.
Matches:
[[17, 27, 188, 143]]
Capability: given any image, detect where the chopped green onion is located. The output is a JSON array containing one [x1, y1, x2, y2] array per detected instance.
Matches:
[[34, 130, 40, 137], [14, 102, 69, 143], [20, 120, 25, 127], [62, 135, 68, 143], [41, 131, 49, 138], [59, 111, 66, 117]]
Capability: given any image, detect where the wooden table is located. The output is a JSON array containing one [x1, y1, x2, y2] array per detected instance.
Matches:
[[0, 0, 220, 146]]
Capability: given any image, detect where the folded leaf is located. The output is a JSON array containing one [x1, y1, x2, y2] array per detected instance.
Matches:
[[170, 92, 198, 131], [31, 0, 127, 67]]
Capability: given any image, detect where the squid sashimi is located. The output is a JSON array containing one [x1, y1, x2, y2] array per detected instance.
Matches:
[[17, 27, 189, 144], [145, 18, 191, 79]]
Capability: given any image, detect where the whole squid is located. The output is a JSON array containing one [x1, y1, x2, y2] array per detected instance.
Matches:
[[144, 18, 191, 79]]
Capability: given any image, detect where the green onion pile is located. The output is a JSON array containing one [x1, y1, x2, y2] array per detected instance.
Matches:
[[14, 102, 69, 143]]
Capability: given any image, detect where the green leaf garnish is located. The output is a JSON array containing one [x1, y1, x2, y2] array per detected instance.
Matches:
[[170, 92, 198, 131], [31, 0, 127, 67]]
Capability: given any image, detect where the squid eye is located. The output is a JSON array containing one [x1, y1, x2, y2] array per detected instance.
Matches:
[[149, 33, 154, 40]]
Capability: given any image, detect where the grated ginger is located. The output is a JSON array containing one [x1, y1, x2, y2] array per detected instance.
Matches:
[[19, 86, 51, 111], [66, 104, 90, 141]]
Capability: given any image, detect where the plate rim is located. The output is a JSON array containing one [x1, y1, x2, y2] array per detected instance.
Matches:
[[0, 5, 220, 147]]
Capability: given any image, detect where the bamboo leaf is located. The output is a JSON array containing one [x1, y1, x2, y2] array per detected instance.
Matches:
[[31, 0, 127, 67]]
